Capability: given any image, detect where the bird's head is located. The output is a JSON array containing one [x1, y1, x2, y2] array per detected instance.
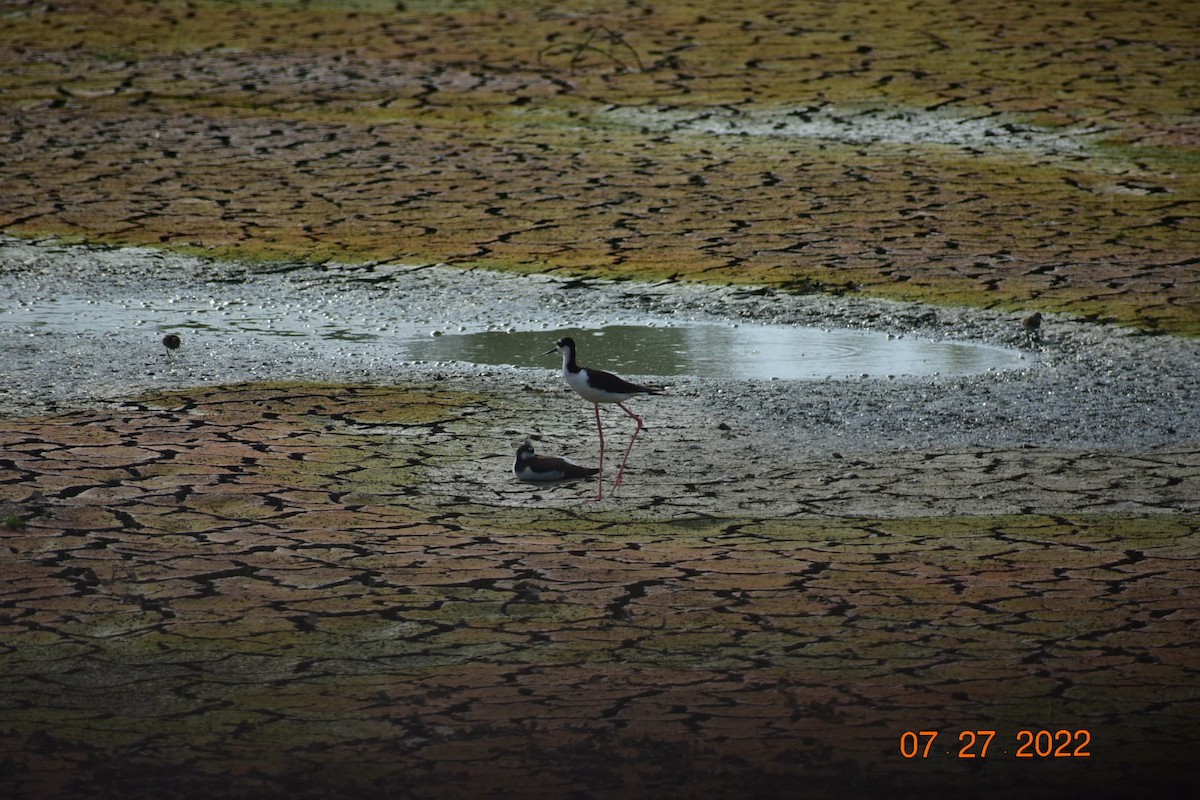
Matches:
[[542, 337, 575, 357]]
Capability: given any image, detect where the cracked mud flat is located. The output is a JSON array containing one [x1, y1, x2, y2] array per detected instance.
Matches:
[[2, 0, 1199, 796], [2, 238, 1199, 799]]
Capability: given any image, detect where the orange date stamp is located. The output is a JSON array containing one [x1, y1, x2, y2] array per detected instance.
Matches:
[[899, 729, 1092, 759]]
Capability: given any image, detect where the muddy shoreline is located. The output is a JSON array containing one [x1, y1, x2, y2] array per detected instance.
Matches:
[[2, 235, 1196, 456]]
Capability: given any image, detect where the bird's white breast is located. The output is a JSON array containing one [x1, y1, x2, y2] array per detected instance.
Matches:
[[565, 367, 620, 404], [515, 463, 565, 482]]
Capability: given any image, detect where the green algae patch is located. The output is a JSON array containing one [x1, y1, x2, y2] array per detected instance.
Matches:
[[131, 381, 486, 493], [138, 381, 480, 426], [455, 507, 731, 541]]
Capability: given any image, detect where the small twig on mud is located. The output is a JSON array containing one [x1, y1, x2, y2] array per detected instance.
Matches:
[[538, 25, 645, 74]]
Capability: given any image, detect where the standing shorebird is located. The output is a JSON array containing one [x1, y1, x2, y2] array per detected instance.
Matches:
[[544, 336, 659, 500], [1021, 312, 1043, 343], [513, 439, 599, 483], [161, 333, 182, 357]]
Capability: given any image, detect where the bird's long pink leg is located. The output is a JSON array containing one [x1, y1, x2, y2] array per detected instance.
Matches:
[[592, 404, 605, 502], [612, 403, 645, 492]]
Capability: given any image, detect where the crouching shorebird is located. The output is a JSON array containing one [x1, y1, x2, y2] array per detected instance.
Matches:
[[513, 439, 599, 484], [544, 336, 660, 501]]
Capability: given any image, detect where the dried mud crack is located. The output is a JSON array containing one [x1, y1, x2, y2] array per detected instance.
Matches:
[[2, 373, 1198, 799]]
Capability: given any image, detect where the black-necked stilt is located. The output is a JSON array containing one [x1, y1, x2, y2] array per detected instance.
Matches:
[[513, 439, 599, 483], [162, 333, 181, 357], [543, 336, 660, 500]]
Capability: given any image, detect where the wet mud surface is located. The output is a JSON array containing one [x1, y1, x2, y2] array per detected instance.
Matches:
[[2, 1, 1200, 797]]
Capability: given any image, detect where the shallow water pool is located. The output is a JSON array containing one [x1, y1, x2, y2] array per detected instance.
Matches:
[[2, 291, 1028, 380], [408, 324, 1026, 379]]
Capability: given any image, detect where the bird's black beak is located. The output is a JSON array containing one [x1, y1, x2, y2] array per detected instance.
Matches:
[[542, 346, 558, 357]]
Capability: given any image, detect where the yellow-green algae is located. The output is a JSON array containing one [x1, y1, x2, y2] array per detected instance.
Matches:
[[141, 381, 479, 424], [134, 381, 486, 493], [1, 0, 1196, 333]]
